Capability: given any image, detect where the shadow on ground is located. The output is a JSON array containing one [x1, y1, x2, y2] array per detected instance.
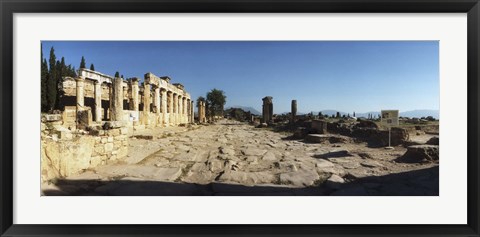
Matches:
[[43, 166, 438, 196]]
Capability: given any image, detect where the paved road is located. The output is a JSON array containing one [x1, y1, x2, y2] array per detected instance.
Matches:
[[42, 120, 439, 196]]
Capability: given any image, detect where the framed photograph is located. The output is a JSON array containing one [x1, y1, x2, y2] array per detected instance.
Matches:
[[1, 0, 479, 236]]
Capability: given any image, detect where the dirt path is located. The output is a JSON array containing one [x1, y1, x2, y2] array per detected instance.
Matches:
[[42, 119, 438, 196]]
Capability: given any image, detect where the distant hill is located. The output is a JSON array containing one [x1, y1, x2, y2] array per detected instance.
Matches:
[[298, 109, 439, 119], [225, 106, 261, 115]]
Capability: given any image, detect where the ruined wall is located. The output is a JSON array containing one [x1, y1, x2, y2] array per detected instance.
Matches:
[[41, 120, 129, 181]]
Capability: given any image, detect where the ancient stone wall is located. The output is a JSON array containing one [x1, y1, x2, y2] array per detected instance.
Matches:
[[41, 120, 129, 181]]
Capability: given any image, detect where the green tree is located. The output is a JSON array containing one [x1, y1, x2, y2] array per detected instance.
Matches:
[[90, 63, 95, 71], [336, 111, 340, 118], [41, 46, 48, 112], [54, 57, 67, 109], [80, 56, 86, 69], [206, 88, 226, 119], [114, 71, 120, 78], [47, 47, 57, 111]]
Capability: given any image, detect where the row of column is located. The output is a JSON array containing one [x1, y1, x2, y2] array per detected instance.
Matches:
[[137, 80, 192, 126], [75, 77, 193, 126], [198, 101, 206, 123]]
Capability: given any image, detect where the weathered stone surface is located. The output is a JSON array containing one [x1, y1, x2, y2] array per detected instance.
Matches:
[[208, 159, 225, 173], [426, 136, 439, 145], [324, 174, 345, 190], [43, 114, 63, 122], [42, 136, 96, 179], [315, 159, 335, 168], [218, 170, 276, 186], [279, 170, 320, 187], [306, 134, 350, 144], [219, 146, 235, 156], [360, 160, 383, 168], [241, 147, 267, 156], [261, 151, 277, 161], [399, 145, 439, 162], [311, 120, 328, 134]]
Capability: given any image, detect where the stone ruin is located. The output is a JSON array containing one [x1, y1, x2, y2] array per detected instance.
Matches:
[[262, 96, 273, 124], [61, 69, 194, 129], [41, 68, 196, 182], [198, 101, 207, 123], [291, 100, 297, 123]]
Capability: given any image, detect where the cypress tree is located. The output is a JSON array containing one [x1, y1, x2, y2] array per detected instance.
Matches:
[[47, 47, 57, 112], [54, 57, 66, 109], [114, 71, 120, 78], [41, 47, 48, 112], [80, 56, 86, 69], [90, 63, 95, 71]]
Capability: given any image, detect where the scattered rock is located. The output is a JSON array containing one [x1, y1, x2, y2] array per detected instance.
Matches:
[[279, 170, 320, 187], [426, 136, 439, 145], [261, 151, 277, 161], [397, 145, 439, 163], [324, 174, 345, 190]]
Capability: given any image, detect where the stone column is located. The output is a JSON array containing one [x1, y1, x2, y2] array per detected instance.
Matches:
[[143, 82, 150, 125], [172, 93, 177, 126], [203, 102, 207, 123], [190, 100, 194, 123], [75, 77, 85, 112], [197, 101, 202, 123], [184, 98, 188, 123], [132, 79, 139, 112], [153, 87, 160, 126], [94, 80, 102, 122], [161, 89, 167, 126], [262, 96, 273, 124], [178, 95, 183, 124], [111, 77, 123, 121], [186, 99, 190, 123], [291, 100, 297, 123], [200, 101, 206, 123]]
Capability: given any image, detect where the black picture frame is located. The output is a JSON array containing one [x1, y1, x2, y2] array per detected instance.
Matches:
[[1, 0, 479, 236]]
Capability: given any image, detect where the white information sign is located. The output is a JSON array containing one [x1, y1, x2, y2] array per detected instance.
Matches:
[[381, 110, 399, 127]]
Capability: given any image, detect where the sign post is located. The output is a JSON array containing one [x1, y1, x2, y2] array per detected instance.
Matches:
[[381, 110, 399, 150]]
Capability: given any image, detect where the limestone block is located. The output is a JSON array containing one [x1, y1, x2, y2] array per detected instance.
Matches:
[[120, 127, 129, 135], [114, 141, 122, 149], [94, 145, 105, 154], [105, 143, 114, 152], [90, 156, 104, 168], [115, 135, 127, 141], [400, 145, 439, 162], [117, 146, 128, 158], [59, 131, 73, 140], [106, 129, 120, 136], [311, 120, 328, 134], [107, 137, 114, 142], [41, 136, 95, 179], [43, 114, 62, 122], [279, 170, 320, 187]]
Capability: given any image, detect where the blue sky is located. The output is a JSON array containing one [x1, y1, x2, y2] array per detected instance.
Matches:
[[41, 41, 439, 114]]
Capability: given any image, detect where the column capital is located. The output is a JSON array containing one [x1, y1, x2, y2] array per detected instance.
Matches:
[[75, 76, 85, 82], [94, 80, 101, 85]]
